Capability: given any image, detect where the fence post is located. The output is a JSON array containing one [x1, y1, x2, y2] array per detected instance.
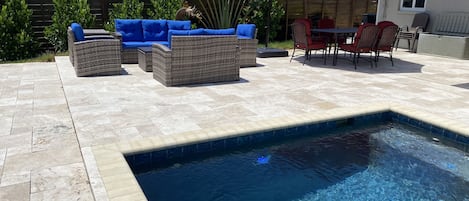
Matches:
[[101, 0, 109, 23]]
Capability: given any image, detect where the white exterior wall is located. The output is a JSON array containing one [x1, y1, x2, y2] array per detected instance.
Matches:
[[376, 0, 469, 48], [377, 0, 469, 32]]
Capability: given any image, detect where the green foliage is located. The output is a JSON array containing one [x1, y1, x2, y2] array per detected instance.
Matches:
[[148, 0, 183, 20], [244, 0, 285, 42], [193, 0, 249, 29], [104, 0, 144, 31], [44, 0, 95, 52], [0, 0, 37, 61]]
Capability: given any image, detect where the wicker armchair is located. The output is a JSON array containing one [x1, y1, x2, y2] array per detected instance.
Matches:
[[67, 27, 122, 77], [152, 35, 240, 86]]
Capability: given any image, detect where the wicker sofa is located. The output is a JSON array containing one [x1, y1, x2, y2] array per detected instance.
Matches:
[[67, 23, 122, 77], [152, 35, 240, 86]]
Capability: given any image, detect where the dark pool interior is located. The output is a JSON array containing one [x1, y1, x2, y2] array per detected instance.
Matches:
[[126, 113, 469, 201]]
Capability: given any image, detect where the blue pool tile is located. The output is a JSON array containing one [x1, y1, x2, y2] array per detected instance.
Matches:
[[430, 126, 445, 136], [285, 127, 298, 136], [167, 147, 183, 159], [238, 135, 253, 146], [225, 137, 239, 149], [251, 133, 266, 143], [211, 139, 225, 150], [183, 144, 198, 156], [197, 142, 212, 153], [150, 150, 168, 164]]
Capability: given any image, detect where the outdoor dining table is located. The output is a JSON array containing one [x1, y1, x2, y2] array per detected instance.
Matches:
[[311, 27, 358, 65]]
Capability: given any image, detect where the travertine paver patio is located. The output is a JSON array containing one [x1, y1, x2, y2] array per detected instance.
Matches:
[[1, 51, 469, 200]]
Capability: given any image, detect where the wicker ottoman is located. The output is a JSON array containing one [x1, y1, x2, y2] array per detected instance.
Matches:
[[138, 47, 152, 72]]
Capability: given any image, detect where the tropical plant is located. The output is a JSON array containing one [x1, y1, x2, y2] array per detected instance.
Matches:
[[0, 0, 37, 61], [44, 0, 95, 52], [104, 0, 144, 31], [148, 0, 183, 20], [244, 0, 285, 43], [193, 0, 250, 29]]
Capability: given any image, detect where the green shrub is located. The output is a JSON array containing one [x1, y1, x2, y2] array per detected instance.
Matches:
[[148, 0, 183, 20], [44, 0, 95, 52], [0, 0, 37, 61], [244, 0, 285, 43], [104, 0, 144, 31]]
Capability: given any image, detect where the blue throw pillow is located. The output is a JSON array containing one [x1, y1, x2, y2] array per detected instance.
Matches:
[[236, 24, 256, 39], [204, 28, 235, 35], [142, 20, 168, 41], [167, 30, 190, 48], [167, 20, 191, 30], [71, 23, 85, 41], [115, 19, 144, 42]]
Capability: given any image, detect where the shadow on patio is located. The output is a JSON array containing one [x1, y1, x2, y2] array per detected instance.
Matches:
[[291, 53, 424, 74]]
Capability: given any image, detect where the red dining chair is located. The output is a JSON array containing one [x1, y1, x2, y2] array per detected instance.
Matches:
[[290, 19, 327, 65], [339, 23, 379, 69], [317, 18, 346, 54], [374, 21, 399, 66]]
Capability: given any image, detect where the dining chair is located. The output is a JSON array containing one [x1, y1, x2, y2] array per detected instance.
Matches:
[[290, 19, 327, 65], [338, 23, 379, 69], [317, 18, 346, 54], [374, 21, 399, 66], [395, 12, 429, 52]]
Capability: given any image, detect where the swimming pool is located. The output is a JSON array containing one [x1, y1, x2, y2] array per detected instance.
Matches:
[[125, 111, 469, 201]]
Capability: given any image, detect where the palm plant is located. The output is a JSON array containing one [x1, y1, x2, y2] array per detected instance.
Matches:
[[193, 0, 250, 29]]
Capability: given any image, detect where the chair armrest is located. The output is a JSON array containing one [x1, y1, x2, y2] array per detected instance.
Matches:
[[73, 39, 121, 56], [111, 32, 123, 43], [399, 25, 409, 32]]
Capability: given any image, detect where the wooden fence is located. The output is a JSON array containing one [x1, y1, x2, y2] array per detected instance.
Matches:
[[25, 0, 154, 51]]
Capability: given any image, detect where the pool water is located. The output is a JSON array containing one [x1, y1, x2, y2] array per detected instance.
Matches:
[[133, 123, 469, 201]]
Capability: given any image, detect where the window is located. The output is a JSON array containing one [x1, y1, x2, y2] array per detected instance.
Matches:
[[400, 0, 426, 11]]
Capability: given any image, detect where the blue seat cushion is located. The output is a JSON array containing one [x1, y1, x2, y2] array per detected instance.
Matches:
[[204, 28, 235, 35], [237, 36, 253, 39], [115, 19, 144, 42], [142, 20, 168, 41], [236, 24, 256, 39], [71, 23, 85, 41], [122, 41, 168, 49], [167, 20, 191, 30]]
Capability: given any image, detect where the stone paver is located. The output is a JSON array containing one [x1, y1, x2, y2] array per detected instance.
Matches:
[[1, 51, 469, 200]]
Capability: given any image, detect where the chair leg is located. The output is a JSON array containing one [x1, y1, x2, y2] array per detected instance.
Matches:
[[323, 49, 327, 65], [353, 53, 357, 69], [394, 38, 400, 51], [369, 53, 374, 68], [290, 47, 296, 63], [407, 39, 411, 51], [390, 52, 394, 66]]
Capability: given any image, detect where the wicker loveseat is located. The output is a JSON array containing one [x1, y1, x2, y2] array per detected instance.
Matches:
[[152, 35, 240, 86], [67, 23, 122, 77]]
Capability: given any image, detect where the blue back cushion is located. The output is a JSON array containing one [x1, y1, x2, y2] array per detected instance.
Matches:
[[115, 19, 143, 42], [71, 23, 85, 41], [142, 20, 168, 41], [236, 24, 256, 39], [167, 30, 190, 48], [204, 28, 235, 35], [167, 20, 191, 30]]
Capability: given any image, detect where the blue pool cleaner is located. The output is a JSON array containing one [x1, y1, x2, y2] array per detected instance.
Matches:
[[256, 155, 271, 165]]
